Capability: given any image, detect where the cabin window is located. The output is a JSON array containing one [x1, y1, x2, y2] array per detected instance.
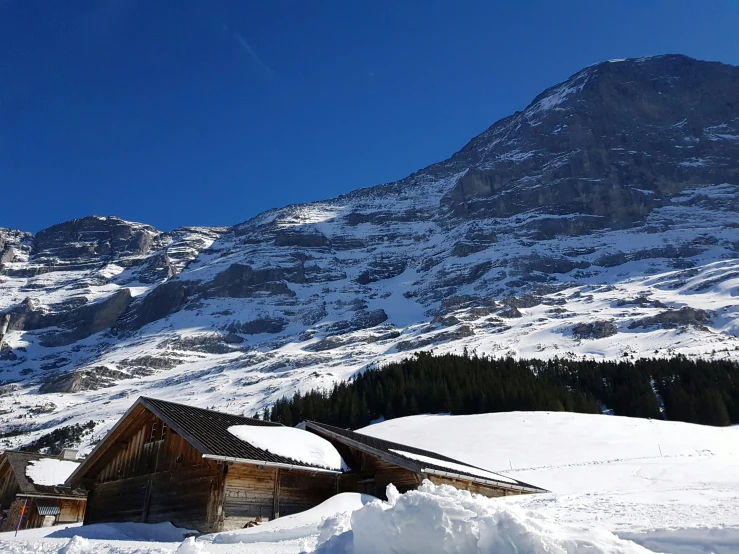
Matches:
[[146, 420, 167, 443]]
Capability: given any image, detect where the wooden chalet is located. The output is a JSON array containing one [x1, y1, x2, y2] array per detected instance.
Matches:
[[65, 397, 343, 533], [66, 397, 545, 533], [0, 450, 87, 531], [302, 421, 545, 498]]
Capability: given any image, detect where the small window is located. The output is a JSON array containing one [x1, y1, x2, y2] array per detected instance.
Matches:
[[146, 420, 166, 443]]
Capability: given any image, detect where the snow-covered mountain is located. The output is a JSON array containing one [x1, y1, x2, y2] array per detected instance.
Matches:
[[1, 54, 738, 451]]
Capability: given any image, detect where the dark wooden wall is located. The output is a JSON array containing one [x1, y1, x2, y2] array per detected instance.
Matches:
[[0, 462, 19, 510], [0, 497, 85, 531], [338, 447, 421, 499], [83, 410, 226, 533], [58, 499, 87, 523], [336, 446, 517, 499], [279, 470, 338, 518], [222, 464, 277, 529], [221, 465, 337, 530]]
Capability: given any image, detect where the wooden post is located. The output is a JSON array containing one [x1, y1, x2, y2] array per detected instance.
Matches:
[[141, 480, 153, 523], [273, 468, 280, 519]]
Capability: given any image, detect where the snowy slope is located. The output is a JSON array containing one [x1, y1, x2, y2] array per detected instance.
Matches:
[[361, 412, 739, 546], [0, 54, 739, 454]]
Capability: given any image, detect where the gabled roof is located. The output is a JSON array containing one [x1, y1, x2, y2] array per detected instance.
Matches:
[[67, 397, 341, 486], [0, 450, 86, 499], [303, 421, 547, 494]]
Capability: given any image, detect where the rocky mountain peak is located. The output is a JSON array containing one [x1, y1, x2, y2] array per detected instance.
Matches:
[[0, 55, 737, 453], [442, 55, 739, 229]]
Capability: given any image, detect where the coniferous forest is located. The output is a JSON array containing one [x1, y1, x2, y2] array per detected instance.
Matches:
[[262, 353, 739, 429]]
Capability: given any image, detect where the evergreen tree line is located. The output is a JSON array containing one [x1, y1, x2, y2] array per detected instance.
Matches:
[[260, 353, 739, 429]]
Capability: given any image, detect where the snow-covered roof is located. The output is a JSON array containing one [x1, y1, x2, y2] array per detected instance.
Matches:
[[25, 458, 80, 486], [0, 450, 87, 498], [228, 425, 348, 471]]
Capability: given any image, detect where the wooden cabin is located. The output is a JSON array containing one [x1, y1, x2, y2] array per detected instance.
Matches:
[[65, 397, 342, 533], [0, 450, 87, 531], [67, 397, 545, 533], [302, 421, 545, 498]]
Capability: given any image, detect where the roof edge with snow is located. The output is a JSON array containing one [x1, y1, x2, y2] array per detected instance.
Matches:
[[303, 421, 547, 494]]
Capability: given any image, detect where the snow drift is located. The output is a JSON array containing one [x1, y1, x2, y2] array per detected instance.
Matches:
[[306, 480, 651, 554], [208, 492, 376, 544]]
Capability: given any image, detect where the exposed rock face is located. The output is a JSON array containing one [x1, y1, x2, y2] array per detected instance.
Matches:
[[39, 366, 131, 393], [33, 216, 161, 265], [628, 307, 712, 330], [572, 321, 618, 340], [5, 289, 132, 347], [119, 281, 192, 331], [441, 56, 739, 229], [274, 230, 329, 248], [1, 55, 739, 452], [227, 318, 288, 335], [203, 264, 295, 298], [356, 258, 407, 285]]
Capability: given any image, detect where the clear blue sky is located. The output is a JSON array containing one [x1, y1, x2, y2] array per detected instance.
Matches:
[[2, 1, 738, 233]]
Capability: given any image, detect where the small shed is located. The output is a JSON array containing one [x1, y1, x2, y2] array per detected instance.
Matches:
[[65, 397, 345, 533], [0, 450, 87, 531], [302, 421, 545, 498]]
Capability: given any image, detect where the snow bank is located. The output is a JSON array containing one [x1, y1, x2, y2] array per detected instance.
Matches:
[[25, 458, 80, 486], [47, 521, 193, 542], [228, 425, 347, 471], [209, 492, 376, 544], [307, 481, 651, 554]]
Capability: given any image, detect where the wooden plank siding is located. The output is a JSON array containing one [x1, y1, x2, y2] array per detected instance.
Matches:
[[337, 446, 420, 499], [83, 409, 227, 533], [222, 464, 277, 529], [0, 462, 20, 510], [58, 498, 87, 523], [278, 471, 338, 518], [221, 464, 339, 531]]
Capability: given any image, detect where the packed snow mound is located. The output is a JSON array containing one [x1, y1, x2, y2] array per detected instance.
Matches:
[[306, 481, 651, 554], [209, 492, 376, 544], [227, 425, 348, 471], [25, 458, 79, 486], [47, 521, 194, 542]]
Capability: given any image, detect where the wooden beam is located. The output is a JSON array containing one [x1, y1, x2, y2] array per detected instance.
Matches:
[[273, 468, 280, 519], [141, 479, 152, 523]]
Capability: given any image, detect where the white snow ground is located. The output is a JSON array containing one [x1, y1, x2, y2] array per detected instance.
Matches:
[[1, 412, 737, 553]]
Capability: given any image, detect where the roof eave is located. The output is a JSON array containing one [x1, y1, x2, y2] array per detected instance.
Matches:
[[421, 468, 547, 493], [201, 454, 342, 475]]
